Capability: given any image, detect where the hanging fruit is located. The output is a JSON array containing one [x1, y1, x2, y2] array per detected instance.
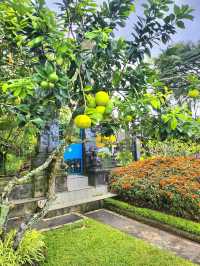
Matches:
[[95, 91, 110, 106], [74, 114, 92, 129]]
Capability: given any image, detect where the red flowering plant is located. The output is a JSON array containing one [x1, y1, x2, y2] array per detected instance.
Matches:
[[110, 157, 200, 221]]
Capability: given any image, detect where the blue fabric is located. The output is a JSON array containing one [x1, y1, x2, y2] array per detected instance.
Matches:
[[64, 143, 83, 160]]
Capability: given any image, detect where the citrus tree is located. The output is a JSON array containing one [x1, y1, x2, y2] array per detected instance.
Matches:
[[115, 65, 200, 142], [0, 0, 194, 252], [155, 43, 200, 119]]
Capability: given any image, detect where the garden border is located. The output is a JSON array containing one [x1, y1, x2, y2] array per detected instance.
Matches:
[[104, 198, 200, 244]]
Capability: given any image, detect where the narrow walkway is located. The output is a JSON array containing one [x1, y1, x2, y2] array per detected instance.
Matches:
[[86, 209, 200, 265], [34, 213, 83, 231]]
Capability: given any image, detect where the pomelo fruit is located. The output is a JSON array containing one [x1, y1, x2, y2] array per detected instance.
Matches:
[[96, 106, 106, 114], [49, 72, 59, 82], [95, 91, 109, 106], [56, 57, 64, 66], [74, 114, 91, 129], [49, 82, 55, 88], [188, 89, 199, 98], [40, 81, 49, 89]]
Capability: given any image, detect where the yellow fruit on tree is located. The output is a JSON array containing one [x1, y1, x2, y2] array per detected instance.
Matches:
[[74, 114, 91, 129], [95, 91, 109, 106], [188, 89, 199, 98], [96, 106, 106, 114]]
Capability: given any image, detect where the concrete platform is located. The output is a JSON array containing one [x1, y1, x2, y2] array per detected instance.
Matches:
[[49, 185, 114, 211]]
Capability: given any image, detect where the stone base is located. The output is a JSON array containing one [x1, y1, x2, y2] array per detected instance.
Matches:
[[88, 168, 111, 186], [67, 175, 88, 191], [7, 186, 115, 229]]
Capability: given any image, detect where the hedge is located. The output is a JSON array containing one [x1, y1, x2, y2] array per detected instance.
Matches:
[[104, 198, 200, 243]]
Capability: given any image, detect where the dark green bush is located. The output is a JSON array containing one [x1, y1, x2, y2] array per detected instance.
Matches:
[[104, 198, 200, 237]]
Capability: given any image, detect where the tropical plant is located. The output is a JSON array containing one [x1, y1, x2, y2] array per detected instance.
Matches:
[[155, 43, 200, 118], [141, 139, 200, 158], [0, 229, 45, 266], [116, 150, 133, 166], [0, 0, 194, 256]]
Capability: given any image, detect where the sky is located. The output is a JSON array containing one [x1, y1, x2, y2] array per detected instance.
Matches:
[[46, 0, 200, 56]]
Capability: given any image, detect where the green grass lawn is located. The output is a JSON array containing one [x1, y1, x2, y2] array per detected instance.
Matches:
[[42, 219, 196, 266]]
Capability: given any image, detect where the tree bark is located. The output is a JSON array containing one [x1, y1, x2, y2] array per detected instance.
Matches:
[[13, 144, 65, 249], [0, 143, 63, 239]]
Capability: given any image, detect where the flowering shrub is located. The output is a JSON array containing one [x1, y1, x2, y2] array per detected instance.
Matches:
[[110, 156, 200, 221]]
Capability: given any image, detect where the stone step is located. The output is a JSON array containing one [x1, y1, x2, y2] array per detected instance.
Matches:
[[48, 185, 110, 211], [8, 185, 110, 219], [34, 213, 83, 231], [7, 186, 116, 227]]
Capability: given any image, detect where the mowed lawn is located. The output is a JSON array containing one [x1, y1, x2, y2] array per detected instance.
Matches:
[[43, 219, 196, 266]]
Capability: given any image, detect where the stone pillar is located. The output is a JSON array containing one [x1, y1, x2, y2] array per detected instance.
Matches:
[[32, 119, 60, 168], [55, 158, 68, 192], [32, 119, 60, 198], [132, 136, 141, 161], [88, 167, 111, 187]]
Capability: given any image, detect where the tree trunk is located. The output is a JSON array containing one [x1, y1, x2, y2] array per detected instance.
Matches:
[[13, 145, 65, 249]]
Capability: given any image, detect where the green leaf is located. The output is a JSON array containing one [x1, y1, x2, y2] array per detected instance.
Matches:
[[161, 115, 170, 123], [13, 87, 22, 97], [28, 36, 44, 48], [31, 118, 45, 127], [150, 99, 160, 109], [170, 117, 178, 130], [85, 31, 98, 40], [174, 4, 180, 15], [90, 112, 103, 124], [84, 85, 93, 91], [2, 83, 9, 92], [85, 107, 96, 115], [112, 71, 121, 86], [176, 21, 185, 29]]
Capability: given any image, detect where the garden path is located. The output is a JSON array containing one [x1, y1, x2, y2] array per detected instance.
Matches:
[[86, 209, 200, 265]]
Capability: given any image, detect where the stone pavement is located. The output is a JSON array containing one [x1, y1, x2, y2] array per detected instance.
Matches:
[[86, 209, 200, 265], [34, 213, 83, 231]]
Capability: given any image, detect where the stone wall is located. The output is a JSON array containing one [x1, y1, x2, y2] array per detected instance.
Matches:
[[0, 158, 68, 202]]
